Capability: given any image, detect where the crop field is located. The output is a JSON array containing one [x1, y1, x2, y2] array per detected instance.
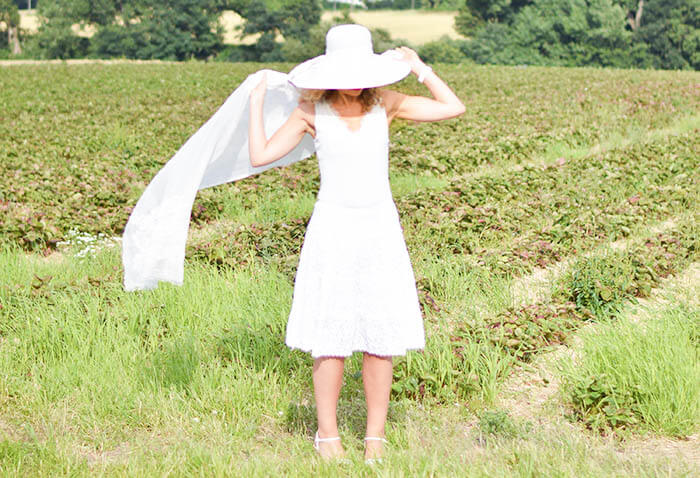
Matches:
[[0, 62, 699, 476]]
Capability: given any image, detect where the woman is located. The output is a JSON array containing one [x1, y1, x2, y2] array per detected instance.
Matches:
[[248, 24, 465, 461]]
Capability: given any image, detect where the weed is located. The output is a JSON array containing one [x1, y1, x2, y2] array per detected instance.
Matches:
[[476, 409, 531, 445], [555, 253, 637, 319]]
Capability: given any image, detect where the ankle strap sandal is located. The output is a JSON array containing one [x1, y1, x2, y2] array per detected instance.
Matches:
[[364, 436, 387, 465], [364, 436, 387, 443], [314, 431, 341, 451]]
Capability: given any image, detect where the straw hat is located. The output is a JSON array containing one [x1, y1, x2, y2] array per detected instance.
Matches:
[[288, 24, 411, 90]]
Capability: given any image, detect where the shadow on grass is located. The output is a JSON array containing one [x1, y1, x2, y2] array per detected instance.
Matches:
[[213, 324, 310, 376], [141, 335, 200, 392]]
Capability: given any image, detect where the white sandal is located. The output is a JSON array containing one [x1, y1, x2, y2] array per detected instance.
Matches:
[[364, 436, 387, 465], [313, 431, 341, 451], [314, 431, 350, 463]]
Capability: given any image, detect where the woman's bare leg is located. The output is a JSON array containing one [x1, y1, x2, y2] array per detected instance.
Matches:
[[362, 353, 393, 460], [313, 356, 346, 458]]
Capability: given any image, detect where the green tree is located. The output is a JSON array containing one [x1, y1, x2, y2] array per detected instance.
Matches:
[[462, 0, 644, 67], [239, 0, 320, 41], [610, 0, 698, 69], [614, 0, 644, 31], [237, 0, 321, 61], [13, 1, 38, 8], [92, 1, 223, 60], [1, 0, 21, 54], [454, 2, 480, 36], [418, 36, 466, 62], [630, 0, 698, 69], [455, 0, 532, 36], [32, 0, 90, 58], [424, 0, 461, 8], [33, 0, 224, 60]]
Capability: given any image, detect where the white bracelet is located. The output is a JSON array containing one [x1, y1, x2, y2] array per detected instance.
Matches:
[[417, 65, 433, 83]]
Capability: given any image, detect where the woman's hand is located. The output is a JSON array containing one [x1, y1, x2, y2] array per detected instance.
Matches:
[[393, 46, 426, 76], [383, 47, 465, 123], [248, 71, 313, 168], [250, 71, 267, 104]]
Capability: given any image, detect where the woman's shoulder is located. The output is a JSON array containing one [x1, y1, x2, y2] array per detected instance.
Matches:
[[294, 99, 317, 133], [379, 89, 406, 119]]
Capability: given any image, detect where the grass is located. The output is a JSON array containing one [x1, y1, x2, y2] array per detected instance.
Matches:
[[2, 224, 698, 475], [558, 302, 699, 437], [1, 61, 699, 475]]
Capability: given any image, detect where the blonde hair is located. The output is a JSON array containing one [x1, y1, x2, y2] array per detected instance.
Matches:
[[300, 88, 382, 113]]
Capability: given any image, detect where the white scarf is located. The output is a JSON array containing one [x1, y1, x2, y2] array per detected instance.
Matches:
[[121, 70, 314, 291]]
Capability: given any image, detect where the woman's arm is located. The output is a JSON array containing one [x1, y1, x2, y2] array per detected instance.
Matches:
[[249, 73, 315, 167], [383, 47, 465, 123]]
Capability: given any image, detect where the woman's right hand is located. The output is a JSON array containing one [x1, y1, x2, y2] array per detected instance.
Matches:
[[250, 71, 267, 104], [248, 71, 312, 168]]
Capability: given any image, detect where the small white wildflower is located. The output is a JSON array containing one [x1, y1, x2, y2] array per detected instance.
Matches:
[[192, 417, 200, 423]]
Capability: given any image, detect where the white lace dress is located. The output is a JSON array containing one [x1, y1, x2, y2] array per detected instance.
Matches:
[[285, 100, 425, 358]]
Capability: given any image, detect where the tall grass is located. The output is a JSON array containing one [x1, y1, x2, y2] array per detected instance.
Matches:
[[558, 303, 700, 436]]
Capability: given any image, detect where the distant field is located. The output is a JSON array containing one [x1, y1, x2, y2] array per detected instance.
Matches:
[[322, 9, 461, 44], [19, 9, 460, 45]]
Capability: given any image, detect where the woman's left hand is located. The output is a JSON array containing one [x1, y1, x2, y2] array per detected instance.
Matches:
[[384, 47, 465, 122], [393, 46, 425, 75]]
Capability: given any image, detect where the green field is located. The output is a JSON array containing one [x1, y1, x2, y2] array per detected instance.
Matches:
[[1, 63, 699, 475]]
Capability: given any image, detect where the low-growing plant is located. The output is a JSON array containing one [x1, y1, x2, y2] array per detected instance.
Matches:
[[565, 373, 640, 433], [398, 133, 698, 277], [554, 252, 637, 319], [472, 301, 592, 362], [1, 64, 696, 258], [554, 225, 698, 320], [478, 409, 524, 439], [144, 335, 201, 392], [1, 62, 699, 475], [627, 227, 699, 291]]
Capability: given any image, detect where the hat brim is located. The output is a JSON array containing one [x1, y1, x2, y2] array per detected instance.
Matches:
[[288, 51, 411, 90]]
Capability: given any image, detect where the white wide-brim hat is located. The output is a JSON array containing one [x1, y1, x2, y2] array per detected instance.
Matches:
[[288, 24, 411, 90]]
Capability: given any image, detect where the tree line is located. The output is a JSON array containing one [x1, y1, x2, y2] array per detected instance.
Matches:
[[0, 0, 697, 70], [453, 0, 698, 70], [0, 0, 323, 60]]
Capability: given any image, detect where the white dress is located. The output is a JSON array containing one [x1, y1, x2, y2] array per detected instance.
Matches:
[[285, 100, 425, 358]]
